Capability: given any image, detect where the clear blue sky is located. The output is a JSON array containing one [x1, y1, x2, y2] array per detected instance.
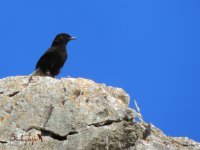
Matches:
[[0, 0, 200, 142]]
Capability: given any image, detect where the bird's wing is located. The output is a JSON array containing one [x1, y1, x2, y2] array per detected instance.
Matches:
[[36, 47, 56, 69]]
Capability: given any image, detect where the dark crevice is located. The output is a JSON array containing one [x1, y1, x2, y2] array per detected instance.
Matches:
[[73, 90, 82, 98], [8, 91, 19, 97], [0, 141, 7, 144], [67, 131, 79, 135], [40, 129, 67, 141], [61, 99, 66, 105], [0, 92, 4, 95], [142, 124, 152, 140], [89, 119, 121, 127], [26, 127, 78, 141]]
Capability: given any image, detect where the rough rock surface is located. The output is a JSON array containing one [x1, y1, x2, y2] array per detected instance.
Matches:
[[0, 76, 199, 150]]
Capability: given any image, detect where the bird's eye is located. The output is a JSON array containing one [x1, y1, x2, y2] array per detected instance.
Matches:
[[57, 36, 64, 41]]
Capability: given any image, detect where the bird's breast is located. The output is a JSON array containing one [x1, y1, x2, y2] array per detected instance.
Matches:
[[54, 47, 67, 67]]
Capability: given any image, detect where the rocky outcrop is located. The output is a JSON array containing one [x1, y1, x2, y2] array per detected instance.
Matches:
[[0, 76, 199, 150]]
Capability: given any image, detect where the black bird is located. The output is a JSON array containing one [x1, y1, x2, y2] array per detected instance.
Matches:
[[32, 33, 76, 77]]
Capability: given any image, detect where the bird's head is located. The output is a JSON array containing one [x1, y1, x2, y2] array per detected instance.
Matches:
[[52, 33, 76, 46]]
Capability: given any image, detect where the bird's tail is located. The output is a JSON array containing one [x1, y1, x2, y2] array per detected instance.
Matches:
[[30, 68, 47, 76]]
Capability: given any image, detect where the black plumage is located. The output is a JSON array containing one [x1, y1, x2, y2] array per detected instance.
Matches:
[[33, 33, 75, 77]]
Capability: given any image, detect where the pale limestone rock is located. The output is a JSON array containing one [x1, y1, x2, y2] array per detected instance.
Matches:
[[0, 76, 199, 150]]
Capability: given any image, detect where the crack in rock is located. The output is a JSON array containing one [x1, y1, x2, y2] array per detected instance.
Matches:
[[169, 137, 195, 147], [44, 105, 54, 127], [89, 119, 121, 127], [8, 91, 19, 97], [0, 141, 7, 144], [26, 127, 78, 141], [0, 92, 4, 95], [143, 123, 152, 140]]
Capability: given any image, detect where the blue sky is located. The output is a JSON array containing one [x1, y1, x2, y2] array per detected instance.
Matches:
[[0, 0, 200, 141]]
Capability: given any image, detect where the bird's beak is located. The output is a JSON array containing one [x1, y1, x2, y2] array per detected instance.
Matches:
[[70, 37, 76, 40]]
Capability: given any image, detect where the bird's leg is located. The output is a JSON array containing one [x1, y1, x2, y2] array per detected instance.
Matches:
[[45, 70, 53, 77], [24, 75, 34, 86], [26, 68, 41, 85], [53, 69, 60, 77], [28, 76, 33, 83]]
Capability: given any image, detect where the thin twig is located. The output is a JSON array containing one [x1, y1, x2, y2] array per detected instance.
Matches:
[[134, 99, 144, 122]]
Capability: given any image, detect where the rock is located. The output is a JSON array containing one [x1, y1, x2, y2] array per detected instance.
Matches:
[[0, 76, 199, 150]]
